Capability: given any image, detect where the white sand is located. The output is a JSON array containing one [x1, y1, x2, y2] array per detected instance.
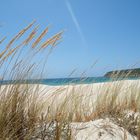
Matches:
[[35, 79, 139, 139], [30, 79, 140, 114], [1, 79, 140, 114], [71, 118, 137, 140], [0, 79, 139, 139]]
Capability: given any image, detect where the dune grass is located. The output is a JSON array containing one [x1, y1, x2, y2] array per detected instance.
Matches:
[[0, 22, 140, 139], [0, 22, 69, 139]]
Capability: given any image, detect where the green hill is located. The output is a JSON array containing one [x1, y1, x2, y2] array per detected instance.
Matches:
[[104, 68, 140, 78]]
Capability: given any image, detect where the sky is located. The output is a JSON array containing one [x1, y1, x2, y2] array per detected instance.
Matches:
[[0, 0, 140, 78]]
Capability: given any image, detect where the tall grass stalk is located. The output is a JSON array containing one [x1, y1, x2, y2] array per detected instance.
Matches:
[[0, 22, 140, 139]]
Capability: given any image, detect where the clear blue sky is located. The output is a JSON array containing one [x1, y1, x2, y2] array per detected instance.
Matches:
[[0, 0, 140, 78]]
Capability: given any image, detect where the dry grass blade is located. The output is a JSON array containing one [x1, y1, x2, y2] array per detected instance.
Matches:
[[0, 50, 7, 59], [0, 21, 36, 59], [41, 31, 63, 49], [0, 37, 6, 44], [1, 45, 20, 61], [32, 26, 49, 48], [23, 25, 39, 46], [6, 20, 35, 49], [15, 20, 36, 40]]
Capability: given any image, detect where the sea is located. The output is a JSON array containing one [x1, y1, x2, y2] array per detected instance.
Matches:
[[0, 77, 139, 86]]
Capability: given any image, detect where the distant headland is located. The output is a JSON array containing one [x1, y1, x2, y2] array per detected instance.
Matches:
[[104, 68, 140, 78]]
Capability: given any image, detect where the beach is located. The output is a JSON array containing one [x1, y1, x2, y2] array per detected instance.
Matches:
[[0, 79, 139, 139], [32, 79, 140, 139], [28, 79, 140, 113], [1, 79, 138, 139]]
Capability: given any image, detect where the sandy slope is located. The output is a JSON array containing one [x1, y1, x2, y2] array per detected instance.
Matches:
[[71, 118, 137, 140], [33, 79, 140, 113], [37, 80, 139, 139], [1, 79, 140, 114], [0, 80, 139, 139]]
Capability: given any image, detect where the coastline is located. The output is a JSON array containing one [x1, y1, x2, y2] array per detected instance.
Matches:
[[1, 79, 140, 97]]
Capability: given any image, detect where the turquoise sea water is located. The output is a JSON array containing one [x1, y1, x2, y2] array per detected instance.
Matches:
[[0, 77, 139, 86]]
